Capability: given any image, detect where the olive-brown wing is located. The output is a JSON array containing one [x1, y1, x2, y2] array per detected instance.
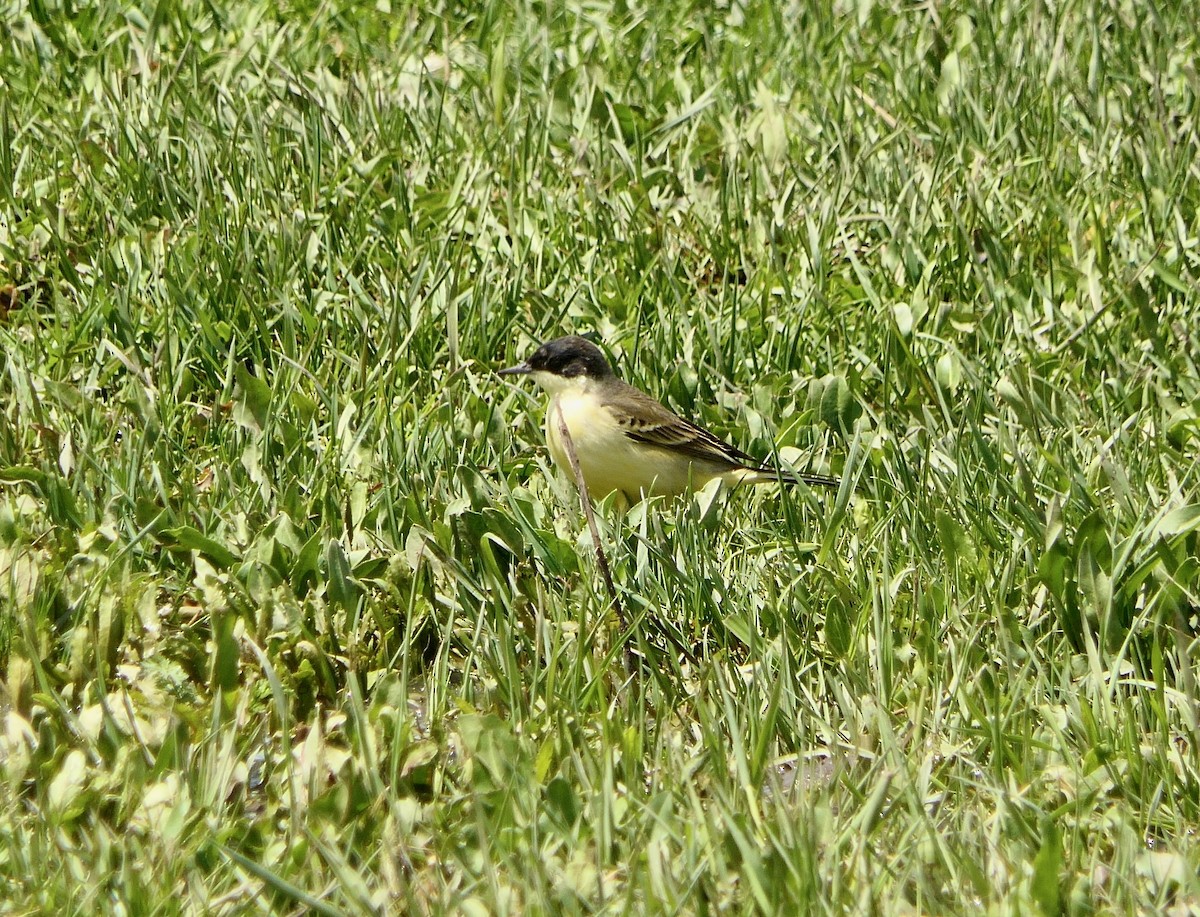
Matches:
[[606, 382, 762, 471]]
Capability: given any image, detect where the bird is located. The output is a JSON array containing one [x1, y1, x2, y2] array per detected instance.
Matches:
[[499, 335, 838, 502]]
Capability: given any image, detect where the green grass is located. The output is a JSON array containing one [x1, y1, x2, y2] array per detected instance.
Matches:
[[2, 0, 1199, 912]]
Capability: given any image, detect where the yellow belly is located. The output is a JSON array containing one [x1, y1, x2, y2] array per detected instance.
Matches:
[[544, 392, 720, 499]]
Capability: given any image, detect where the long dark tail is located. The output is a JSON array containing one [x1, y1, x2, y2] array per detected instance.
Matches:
[[733, 466, 840, 489], [777, 469, 839, 489]]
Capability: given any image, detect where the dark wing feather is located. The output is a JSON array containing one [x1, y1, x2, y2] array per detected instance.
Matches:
[[608, 380, 839, 488], [607, 381, 764, 471]]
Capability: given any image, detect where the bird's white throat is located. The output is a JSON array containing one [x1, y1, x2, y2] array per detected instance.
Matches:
[[530, 370, 596, 397]]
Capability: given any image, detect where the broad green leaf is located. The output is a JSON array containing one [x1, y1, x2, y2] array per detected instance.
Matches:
[[1031, 816, 1062, 916], [233, 365, 271, 433], [164, 525, 239, 569], [1155, 504, 1200, 538], [936, 509, 976, 571], [325, 538, 363, 612], [210, 609, 239, 693], [810, 374, 861, 431], [824, 596, 852, 658]]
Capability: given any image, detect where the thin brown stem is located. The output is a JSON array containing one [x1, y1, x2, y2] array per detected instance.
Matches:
[[552, 402, 631, 650]]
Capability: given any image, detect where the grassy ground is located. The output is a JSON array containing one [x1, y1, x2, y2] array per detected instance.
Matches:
[[2, 0, 1199, 912]]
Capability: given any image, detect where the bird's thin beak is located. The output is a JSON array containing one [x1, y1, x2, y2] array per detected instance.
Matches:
[[499, 362, 532, 376]]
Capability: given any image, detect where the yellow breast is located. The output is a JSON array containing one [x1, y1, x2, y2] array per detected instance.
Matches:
[[544, 388, 715, 499]]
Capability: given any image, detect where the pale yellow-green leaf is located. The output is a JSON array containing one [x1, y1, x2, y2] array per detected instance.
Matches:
[[936, 352, 962, 391], [47, 749, 89, 818]]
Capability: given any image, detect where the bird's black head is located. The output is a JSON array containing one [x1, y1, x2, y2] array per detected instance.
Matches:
[[500, 335, 614, 380]]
